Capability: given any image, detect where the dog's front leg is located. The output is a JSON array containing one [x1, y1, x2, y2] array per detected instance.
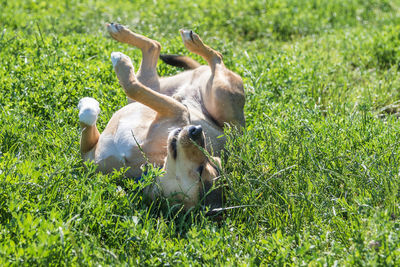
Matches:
[[78, 97, 100, 156], [111, 52, 189, 120]]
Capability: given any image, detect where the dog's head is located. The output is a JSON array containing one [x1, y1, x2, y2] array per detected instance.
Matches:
[[161, 125, 224, 211]]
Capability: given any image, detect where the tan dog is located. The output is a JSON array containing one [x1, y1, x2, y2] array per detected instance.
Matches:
[[78, 23, 245, 210]]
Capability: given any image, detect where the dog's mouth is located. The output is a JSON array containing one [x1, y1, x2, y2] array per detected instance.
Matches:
[[168, 125, 205, 160]]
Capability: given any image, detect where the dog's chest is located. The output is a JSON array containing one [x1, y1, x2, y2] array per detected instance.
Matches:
[[95, 112, 173, 171], [114, 116, 144, 157], [94, 108, 154, 166]]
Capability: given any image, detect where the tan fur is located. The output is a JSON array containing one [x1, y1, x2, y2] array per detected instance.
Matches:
[[79, 24, 245, 209]]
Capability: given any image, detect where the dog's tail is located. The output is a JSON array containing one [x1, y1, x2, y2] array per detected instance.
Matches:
[[159, 54, 201, 70]]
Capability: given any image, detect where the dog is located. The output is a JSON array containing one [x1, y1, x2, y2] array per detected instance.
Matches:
[[77, 23, 245, 210]]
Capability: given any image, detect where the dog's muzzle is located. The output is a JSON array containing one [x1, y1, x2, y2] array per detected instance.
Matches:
[[188, 125, 202, 140]]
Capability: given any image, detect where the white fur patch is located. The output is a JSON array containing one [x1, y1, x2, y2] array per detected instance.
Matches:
[[180, 30, 193, 42], [108, 23, 119, 33], [111, 52, 123, 67], [78, 97, 100, 126]]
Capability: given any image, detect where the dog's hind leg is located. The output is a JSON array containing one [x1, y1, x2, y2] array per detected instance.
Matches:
[[78, 97, 100, 155], [180, 30, 245, 127], [107, 23, 160, 93], [180, 30, 224, 73], [111, 52, 189, 120]]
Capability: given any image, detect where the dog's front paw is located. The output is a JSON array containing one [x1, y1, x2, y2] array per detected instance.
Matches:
[[111, 51, 126, 68], [111, 52, 138, 91], [78, 97, 100, 126]]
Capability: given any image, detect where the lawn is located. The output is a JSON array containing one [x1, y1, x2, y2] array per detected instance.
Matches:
[[1, 0, 400, 265]]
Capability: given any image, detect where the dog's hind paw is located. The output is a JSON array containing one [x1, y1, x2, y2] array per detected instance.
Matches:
[[78, 97, 100, 126], [106, 22, 131, 43], [180, 30, 204, 51], [107, 22, 122, 34], [180, 30, 222, 61]]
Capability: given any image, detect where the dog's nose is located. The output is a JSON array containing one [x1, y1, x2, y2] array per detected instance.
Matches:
[[188, 125, 202, 139]]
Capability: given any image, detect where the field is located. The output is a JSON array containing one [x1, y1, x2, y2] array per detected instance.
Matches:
[[1, 0, 400, 265]]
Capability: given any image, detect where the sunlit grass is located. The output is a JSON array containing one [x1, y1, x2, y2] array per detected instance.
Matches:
[[1, 0, 400, 265]]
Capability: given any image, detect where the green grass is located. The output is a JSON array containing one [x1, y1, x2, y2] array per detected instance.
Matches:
[[1, 0, 400, 265]]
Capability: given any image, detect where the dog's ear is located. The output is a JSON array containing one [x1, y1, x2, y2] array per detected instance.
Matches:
[[200, 157, 220, 184], [210, 156, 221, 169], [200, 157, 224, 209]]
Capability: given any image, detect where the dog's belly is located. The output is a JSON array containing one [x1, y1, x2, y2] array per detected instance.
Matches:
[[160, 68, 226, 155], [160, 66, 210, 96]]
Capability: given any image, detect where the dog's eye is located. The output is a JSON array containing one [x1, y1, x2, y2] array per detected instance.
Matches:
[[170, 138, 177, 159], [196, 165, 204, 177], [169, 128, 182, 160]]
